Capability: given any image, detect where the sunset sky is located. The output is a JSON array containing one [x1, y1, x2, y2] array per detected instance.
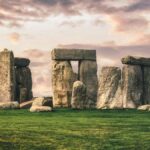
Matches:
[[0, 0, 150, 96]]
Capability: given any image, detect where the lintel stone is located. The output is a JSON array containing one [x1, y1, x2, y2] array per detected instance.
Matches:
[[122, 56, 150, 66], [51, 49, 96, 60]]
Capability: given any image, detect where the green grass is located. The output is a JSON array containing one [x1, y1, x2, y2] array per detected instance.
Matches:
[[0, 109, 150, 150]]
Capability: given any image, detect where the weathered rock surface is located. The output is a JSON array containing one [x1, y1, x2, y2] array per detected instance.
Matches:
[[71, 81, 86, 109], [51, 49, 96, 60], [15, 67, 33, 103], [20, 100, 33, 109], [122, 56, 150, 66], [0, 102, 19, 109], [32, 97, 53, 107], [137, 105, 150, 111], [122, 65, 143, 108], [0, 49, 16, 102], [14, 57, 30, 67], [79, 60, 98, 108], [143, 66, 150, 104], [97, 67, 122, 109], [30, 106, 52, 112], [52, 60, 77, 107]]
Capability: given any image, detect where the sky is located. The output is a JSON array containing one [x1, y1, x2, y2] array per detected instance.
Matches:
[[0, 0, 150, 96]]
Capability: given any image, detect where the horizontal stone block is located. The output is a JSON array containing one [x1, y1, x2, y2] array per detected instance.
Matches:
[[122, 56, 150, 66], [15, 57, 30, 67], [51, 49, 96, 60]]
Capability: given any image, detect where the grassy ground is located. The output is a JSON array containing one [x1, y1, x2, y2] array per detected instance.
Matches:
[[0, 109, 149, 150]]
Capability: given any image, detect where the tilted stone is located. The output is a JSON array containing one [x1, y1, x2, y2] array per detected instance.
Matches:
[[14, 57, 30, 67], [122, 65, 143, 108], [71, 81, 86, 109], [51, 49, 96, 60], [79, 60, 98, 108], [0, 49, 16, 102], [52, 60, 77, 107], [122, 56, 150, 66], [142, 66, 150, 104], [97, 67, 123, 109]]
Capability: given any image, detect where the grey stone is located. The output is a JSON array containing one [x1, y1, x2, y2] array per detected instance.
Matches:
[[122, 56, 150, 66], [0, 49, 16, 102], [30, 106, 52, 112], [79, 60, 98, 108], [52, 60, 77, 107], [51, 49, 96, 60], [122, 65, 143, 108], [14, 57, 30, 67], [143, 66, 150, 104], [15, 67, 33, 102], [71, 81, 86, 109], [97, 67, 123, 109], [0, 101, 19, 109]]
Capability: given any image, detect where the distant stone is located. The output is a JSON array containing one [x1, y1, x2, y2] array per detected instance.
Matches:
[[122, 65, 143, 108], [30, 106, 52, 112], [20, 100, 33, 109], [32, 97, 53, 107], [51, 49, 96, 60], [52, 60, 77, 107], [71, 81, 86, 109], [14, 57, 30, 67], [79, 60, 98, 108], [97, 67, 123, 109], [137, 105, 150, 111], [122, 56, 150, 66], [0, 102, 19, 109]]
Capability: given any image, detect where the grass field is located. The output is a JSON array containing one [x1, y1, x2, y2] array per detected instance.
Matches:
[[0, 109, 150, 150]]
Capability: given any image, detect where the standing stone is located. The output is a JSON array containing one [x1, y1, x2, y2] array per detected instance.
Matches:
[[79, 60, 98, 108], [122, 65, 143, 108], [15, 66, 33, 103], [0, 49, 16, 102], [97, 67, 123, 109], [52, 60, 77, 107], [71, 81, 86, 109], [143, 66, 150, 104]]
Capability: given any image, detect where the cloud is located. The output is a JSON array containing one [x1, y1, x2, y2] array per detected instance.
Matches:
[[1, 0, 149, 27], [111, 14, 149, 33], [133, 34, 150, 45], [8, 32, 21, 44]]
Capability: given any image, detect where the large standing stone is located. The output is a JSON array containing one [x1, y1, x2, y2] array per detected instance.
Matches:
[[71, 81, 86, 109], [79, 60, 98, 108], [122, 65, 143, 108], [143, 66, 150, 104], [0, 49, 16, 102], [52, 60, 77, 107], [15, 67, 33, 103], [97, 67, 123, 109]]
